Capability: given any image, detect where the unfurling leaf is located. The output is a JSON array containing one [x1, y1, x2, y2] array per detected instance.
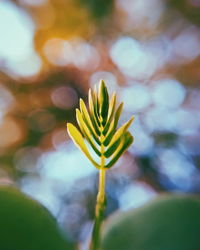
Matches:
[[67, 79, 134, 170], [103, 103, 124, 145], [76, 109, 101, 157], [107, 116, 134, 149], [105, 132, 134, 168], [104, 138, 121, 158], [79, 99, 101, 145], [88, 89, 101, 135], [102, 93, 116, 135], [67, 123, 100, 169], [98, 80, 109, 125]]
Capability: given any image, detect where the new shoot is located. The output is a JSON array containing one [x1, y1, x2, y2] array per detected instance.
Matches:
[[67, 80, 134, 250]]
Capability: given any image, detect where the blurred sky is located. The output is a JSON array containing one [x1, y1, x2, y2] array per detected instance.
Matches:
[[0, 0, 200, 247]]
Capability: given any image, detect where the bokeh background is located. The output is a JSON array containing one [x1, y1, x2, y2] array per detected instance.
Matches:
[[0, 0, 200, 248]]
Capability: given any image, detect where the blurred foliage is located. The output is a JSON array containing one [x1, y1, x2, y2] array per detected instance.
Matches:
[[169, 0, 200, 26], [0, 185, 74, 250], [77, 0, 114, 19], [101, 194, 200, 250], [33, 0, 96, 55], [153, 132, 179, 147]]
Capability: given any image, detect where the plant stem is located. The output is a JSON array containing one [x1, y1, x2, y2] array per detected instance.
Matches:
[[90, 139, 106, 250]]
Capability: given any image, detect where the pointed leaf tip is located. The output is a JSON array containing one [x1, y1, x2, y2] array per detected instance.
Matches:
[[79, 98, 85, 107], [99, 79, 106, 89], [98, 79, 109, 118], [103, 102, 124, 146], [106, 115, 134, 149]]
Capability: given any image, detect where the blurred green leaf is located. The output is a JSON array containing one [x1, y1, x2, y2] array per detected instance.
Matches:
[[0, 185, 74, 250], [101, 194, 200, 250], [77, 0, 114, 19], [169, 0, 200, 26]]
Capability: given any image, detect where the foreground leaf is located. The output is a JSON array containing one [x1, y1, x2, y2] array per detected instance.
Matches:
[[0, 186, 74, 250], [101, 195, 200, 250]]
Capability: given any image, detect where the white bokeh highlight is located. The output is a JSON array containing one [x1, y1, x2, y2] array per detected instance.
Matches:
[[0, 1, 42, 77], [152, 79, 186, 109]]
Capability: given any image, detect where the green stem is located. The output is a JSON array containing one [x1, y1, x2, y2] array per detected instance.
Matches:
[[90, 137, 106, 250]]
